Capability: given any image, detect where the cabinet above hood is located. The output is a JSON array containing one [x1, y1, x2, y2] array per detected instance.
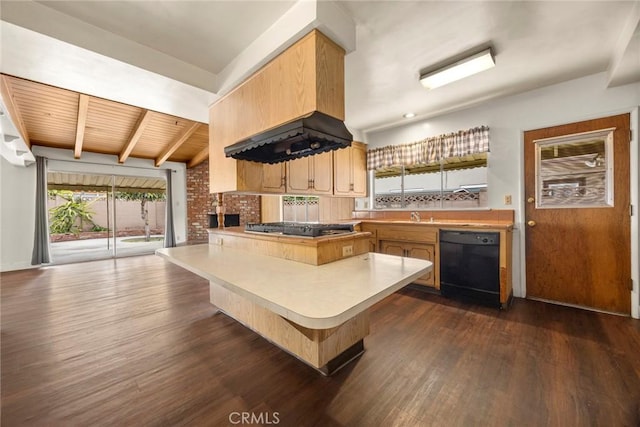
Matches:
[[223, 111, 352, 164], [209, 29, 349, 193]]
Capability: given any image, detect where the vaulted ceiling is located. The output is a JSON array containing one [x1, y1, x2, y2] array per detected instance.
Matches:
[[1, 0, 639, 167], [1, 74, 209, 167]]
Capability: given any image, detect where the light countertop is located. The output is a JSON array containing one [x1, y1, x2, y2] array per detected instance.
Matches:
[[208, 226, 372, 246], [156, 244, 431, 329], [358, 219, 513, 230]]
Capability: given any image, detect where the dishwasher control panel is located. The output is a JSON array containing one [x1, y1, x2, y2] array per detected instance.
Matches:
[[439, 230, 499, 246]]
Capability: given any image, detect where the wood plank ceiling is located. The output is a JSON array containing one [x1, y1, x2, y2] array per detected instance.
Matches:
[[0, 74, 209, 168]]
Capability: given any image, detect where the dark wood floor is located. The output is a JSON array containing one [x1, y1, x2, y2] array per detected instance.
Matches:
[[2, 255, 639, 426]]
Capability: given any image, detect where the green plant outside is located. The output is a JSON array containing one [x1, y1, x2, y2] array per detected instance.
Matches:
[[48, 192, 96, 235], [47, 190, 166, 238]]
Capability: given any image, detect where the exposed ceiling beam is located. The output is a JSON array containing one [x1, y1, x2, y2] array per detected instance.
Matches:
[[0, 75, 31, 148], [188, 144, 209, 168], [74, 94, 89, 159], [119, 109, 153, 163], [155, 121, 200, 167]]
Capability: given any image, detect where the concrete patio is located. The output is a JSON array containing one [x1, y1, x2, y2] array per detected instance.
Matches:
[[50, 235, 165, 264]]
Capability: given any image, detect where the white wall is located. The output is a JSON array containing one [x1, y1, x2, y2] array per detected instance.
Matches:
[[1, 21, 214, 123], [0, 147, 188, 272], [365, 72, 640, 317]]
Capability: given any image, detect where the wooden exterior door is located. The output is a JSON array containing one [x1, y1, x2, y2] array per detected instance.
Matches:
[[524, 114, 631, 314]]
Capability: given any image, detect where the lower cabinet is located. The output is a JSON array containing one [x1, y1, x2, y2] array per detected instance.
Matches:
[[380, 240, 436, 287], [361, 221, 512, 305]]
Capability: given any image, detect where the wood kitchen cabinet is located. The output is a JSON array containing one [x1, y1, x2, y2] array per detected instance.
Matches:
[[318, 197, 354, 223], [256, 144, 368, 195], [286, 151, 333, 195], [333, 141, 367, 197], [360, 219, 514, 303], [369, 223, 440, 289], [359, 222, 377, 252], [380, 241, 436, 287], [207, 27, 366, 196], [209, 29, 345, 193], [261, 163, 286, 193]]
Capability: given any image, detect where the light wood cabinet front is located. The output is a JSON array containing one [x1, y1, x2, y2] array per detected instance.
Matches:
[[380, 240, 436, 287], [209, 29, 345, 193], [287, 157, 312, 193], [351, 143, 367, 195], [262, 163, 286, 193], [380, 241, 405, 257], [318, 197, 355, 223], [406, 244, 436, 286], [312, 151, 333, 193], [333, 142, 367, 197], [359, 223, 377, 252], [286, 152, 333, 195]]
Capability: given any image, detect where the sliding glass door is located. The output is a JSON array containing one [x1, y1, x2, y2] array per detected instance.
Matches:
[[48, 171, 166, 264]]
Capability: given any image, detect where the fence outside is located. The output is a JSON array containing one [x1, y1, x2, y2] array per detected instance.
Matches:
[[48, 197, 166, 231]]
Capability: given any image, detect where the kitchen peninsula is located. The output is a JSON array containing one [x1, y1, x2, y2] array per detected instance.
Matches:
[[207, 224, 371, 265], [157, 234, 431, 375]]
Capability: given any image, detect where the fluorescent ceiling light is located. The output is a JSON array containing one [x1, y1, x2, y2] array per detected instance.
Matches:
[[420, 48, 495, 90]]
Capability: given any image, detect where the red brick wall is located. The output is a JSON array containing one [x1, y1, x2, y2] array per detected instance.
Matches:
[[186, 160, 261, 242], [224, 193, 261, 226]]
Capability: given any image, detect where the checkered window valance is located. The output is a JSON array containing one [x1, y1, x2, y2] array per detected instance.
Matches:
[[366, 126, 490, 170]]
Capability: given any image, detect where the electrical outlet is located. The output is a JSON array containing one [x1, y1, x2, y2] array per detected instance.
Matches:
[[342, 245, 354, 256], [504, 195, 512, 205]]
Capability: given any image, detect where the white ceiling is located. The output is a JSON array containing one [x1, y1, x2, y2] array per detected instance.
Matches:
[[32, 0, 297, 74], [1, 0, 639, 136]]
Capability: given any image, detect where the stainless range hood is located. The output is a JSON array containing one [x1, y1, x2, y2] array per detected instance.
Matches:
[[224, 111, 352, 164]]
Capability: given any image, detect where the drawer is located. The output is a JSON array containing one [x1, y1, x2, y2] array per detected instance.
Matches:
[[376, 225, 437, 243]]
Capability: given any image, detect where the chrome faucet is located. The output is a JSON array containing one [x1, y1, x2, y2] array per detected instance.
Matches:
[[410, 211, 421, 222]]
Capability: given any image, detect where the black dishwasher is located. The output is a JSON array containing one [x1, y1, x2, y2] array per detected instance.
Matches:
[[439, 230, 501, 308]]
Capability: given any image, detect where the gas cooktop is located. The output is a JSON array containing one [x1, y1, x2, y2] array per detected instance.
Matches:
[[245, 222, 354, 237]]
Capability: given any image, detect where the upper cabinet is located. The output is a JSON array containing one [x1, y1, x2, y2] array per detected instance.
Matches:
[[333, 141, 367, 197], [209, 30, 345, 193], [262, 145, 367, 196], [262, 163, 286, 193], [286, 151, 333, 195]]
